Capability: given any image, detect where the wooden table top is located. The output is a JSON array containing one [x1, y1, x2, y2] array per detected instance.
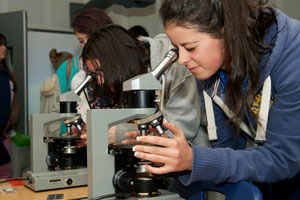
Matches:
[[0, 180, 88, 200]]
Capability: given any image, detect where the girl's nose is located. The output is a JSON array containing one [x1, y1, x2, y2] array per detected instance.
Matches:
[[178, 48, 190, 65]]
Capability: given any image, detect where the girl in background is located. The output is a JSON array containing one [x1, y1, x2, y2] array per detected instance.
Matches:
[[0, 33, 18, 178], [50, 8, 113, 136], [40, 48, 72, 115]]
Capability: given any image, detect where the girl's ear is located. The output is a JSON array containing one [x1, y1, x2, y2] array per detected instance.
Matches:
[[95, 58, 101, 68], [86, 59, 96, 72], [86, 59, 101, 72], [94, 59, 104, 85]]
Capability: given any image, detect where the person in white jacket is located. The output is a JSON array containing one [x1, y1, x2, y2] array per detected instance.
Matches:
[[40, 49, 72, 137], [40, 49, 72, 114]]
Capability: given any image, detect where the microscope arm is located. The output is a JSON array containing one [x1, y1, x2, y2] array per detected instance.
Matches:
[[123, 49, 178, 92], [59, 74, 92, 102], [74, 74, 92, 96]]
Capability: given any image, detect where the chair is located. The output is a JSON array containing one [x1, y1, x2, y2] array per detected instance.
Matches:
[[188, 181, 263, 200]]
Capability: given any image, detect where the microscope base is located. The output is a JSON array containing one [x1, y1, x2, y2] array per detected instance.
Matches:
[[23, 168, 87, 191], [100, 189, 184, 200]]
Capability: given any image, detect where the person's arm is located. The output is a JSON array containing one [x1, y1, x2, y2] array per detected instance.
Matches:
[[131, 49, 300, 187], [163, 63, 210, 147], [175, 58, 300, 186], [2, 87, 19, 134], [10, 90, 19, 127], [9, 72, 19, 128], [2, 71, 19, 135], [160, 73, 300, 186], [131, 121, 193, 173]]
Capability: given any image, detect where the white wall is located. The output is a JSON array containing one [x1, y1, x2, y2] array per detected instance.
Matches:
[[269, 0, 300, 20], [0, 0, 88, 31]]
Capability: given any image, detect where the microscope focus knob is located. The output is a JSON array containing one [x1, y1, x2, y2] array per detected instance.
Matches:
[[150, 119, 165, 135], [113, 169, 134, 192], [46, 152, 61, 169], [65, 178, 74, 186]]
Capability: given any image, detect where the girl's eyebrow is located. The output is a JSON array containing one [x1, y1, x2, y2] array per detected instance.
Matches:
[[181, 40, 199, 46], [172, 40, 199, 47]]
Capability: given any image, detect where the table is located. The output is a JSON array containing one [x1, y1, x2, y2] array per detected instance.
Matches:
[[0, 179, 88, 200]]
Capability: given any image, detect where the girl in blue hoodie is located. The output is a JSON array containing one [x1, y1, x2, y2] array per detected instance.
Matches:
[[129, 0, 300, 199]]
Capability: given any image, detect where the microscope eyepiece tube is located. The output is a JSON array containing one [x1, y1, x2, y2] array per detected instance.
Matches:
[[151, 48, 178, 79], [74, 74, 92, 95]]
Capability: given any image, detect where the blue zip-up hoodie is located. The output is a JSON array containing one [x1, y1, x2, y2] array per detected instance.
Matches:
[[176, 9, 300, 188]]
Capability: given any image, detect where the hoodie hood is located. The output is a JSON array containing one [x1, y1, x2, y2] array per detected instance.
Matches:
[[140, 34, 174, 70], [259, 9, 300, 87]]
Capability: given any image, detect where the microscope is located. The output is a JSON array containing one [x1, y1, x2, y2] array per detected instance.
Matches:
[[23, 75, 92, 191], [86, 49, 184, 199]]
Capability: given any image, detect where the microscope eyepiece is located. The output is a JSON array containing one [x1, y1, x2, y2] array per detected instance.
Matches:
[[151, 48, 179, 79]]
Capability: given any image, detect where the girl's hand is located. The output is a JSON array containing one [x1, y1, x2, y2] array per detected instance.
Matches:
[[122, 131, 141, 144], [2, 120, 12, 136], [78, 131, 87, 148], [122, 124, 168, 144], [108, 126, 116, 144], [132, 121, 193, 174], [63, 126, 87, 148]]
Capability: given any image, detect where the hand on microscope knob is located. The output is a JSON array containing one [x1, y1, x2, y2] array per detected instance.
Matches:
[[132, 121, 193, 175], [122, 131, 140, 144], [63, 126, 87, 148], [108, 126, 116, 144], [122, 126, 168, 145]]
